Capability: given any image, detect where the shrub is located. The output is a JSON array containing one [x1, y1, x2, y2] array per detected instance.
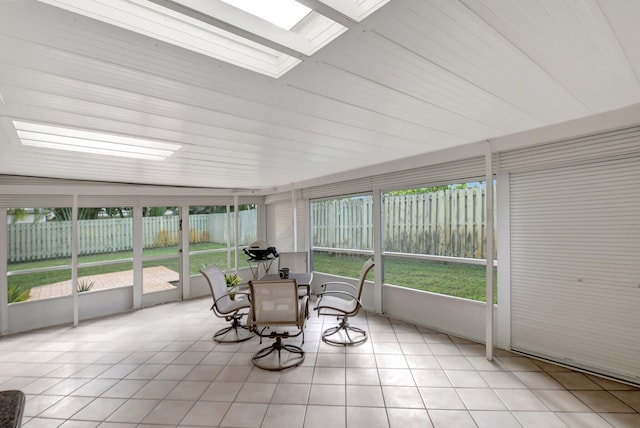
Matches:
[[8, 282, 30, 303], [77, 279, 95, 292]]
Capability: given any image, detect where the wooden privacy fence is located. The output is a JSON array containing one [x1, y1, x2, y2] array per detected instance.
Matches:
[[8, 210, 257, 263], [313, 187, 496, 259]]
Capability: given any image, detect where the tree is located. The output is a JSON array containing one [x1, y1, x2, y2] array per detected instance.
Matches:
[[387, 183, 468, 196]]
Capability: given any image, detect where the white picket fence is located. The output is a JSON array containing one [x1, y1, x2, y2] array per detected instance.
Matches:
[[8, 210, 257, 262], [313, 187, 495, 259]]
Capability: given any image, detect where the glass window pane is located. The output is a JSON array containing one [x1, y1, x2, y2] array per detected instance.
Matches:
[[383, 256, 496, 303], [7, 207, 72, 303], [382, 182, 496, 302], [78, 207, 133, 293], [311, 195, 373, 278]]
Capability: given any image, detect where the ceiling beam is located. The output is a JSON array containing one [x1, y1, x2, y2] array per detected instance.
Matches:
[[296, 0, 359, 27]]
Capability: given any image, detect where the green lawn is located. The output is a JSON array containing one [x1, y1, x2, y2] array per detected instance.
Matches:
[[8, 246, 497, 304], [7, 243, 241, 301], [312, 252, 497, 303]]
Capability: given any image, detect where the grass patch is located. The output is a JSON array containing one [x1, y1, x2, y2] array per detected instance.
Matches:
[[7, 243, 234, 295], [312, 252, 497, 303]]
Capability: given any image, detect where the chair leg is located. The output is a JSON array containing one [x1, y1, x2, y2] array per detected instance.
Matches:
[[213, 315, 253, 343], [252, 336, 305, 371], [321, 316, 367, 346]]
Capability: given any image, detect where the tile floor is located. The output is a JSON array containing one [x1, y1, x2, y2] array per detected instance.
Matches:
[[0, 297, 638, 427]]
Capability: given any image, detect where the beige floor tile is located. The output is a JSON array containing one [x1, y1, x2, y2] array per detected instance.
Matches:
[[304, 405, 345, 428], [419, 387, 465, 409], [375, 354, 409, 369], [494, 389, 550, 411], [572, 391, 635, 413], [347, 406, 389, 428], [456, 388, 507, 410], [271, 383, 310, 404], [611, 391, 640, 412], [346, 385, 385, 407], [308, 383, 345, 405], [471, 410, 523, 428], [405, 355, 440, 369], [346, 353, 377, 368], [235, 382, 277, 403], [219, 402, 268, 428], [549, 372, 604, 390], [600, 412, 640, 428], [315, 352, 346, 367], [105, 399, 159, 424], [312, 367, 345, 384], [428, 409, 477, 428], [378, 368, 415, 386], [132, 380, 178, 400], [534, 389, 591, 412], [71, 397, 125, 421], [436, 356, 473, 370], [261, 404, 306, 428], [556, 412, 613, 428], [346, 367, 380, 385], [179, 401, 230, 426], [412, 369, 452, 387], [446, 369, 489, 388], [140, 399, 194, 425], [513, 371, 564, 389], [382, 385, 424, 408], [387, 408, 433, 428], [479, 371, 526, 389], [513, 411, 569, 428]]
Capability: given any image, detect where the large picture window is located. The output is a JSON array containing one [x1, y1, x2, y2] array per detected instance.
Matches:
[[382, 183, 496, 302], [311, 195, 373, 279]]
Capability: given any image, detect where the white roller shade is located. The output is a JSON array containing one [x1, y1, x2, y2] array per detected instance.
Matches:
[[510, 156, 640, 384]]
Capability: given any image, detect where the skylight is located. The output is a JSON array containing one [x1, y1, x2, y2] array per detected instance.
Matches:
[[220, 0, 311, 30], [37, 0, 391, 78], [13, 121, 182, 161]]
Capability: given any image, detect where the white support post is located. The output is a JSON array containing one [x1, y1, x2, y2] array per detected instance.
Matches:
[[372, 188, 383, 314], [133, 206, 143, 309], [485, 142, 495, 360], [72, 194, 79, 327], [226, 204, 232, 271], [234, 196, 239, 272], [291, 187, 298, 252], [0, 208, 8, 334], [180, 205, 190, 299]]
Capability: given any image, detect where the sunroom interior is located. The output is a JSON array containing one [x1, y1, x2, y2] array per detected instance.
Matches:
[[1, 0, 639, 423]]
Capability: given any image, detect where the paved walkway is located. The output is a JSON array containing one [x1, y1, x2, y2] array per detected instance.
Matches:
[[29, 266, 179, 300]]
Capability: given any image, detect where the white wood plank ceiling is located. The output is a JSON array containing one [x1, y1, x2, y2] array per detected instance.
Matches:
[[1, 0, 639, 192]]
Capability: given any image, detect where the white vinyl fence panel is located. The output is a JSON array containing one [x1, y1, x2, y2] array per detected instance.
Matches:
[[313, 187, 493, 258], [8, 210, 257, 262]]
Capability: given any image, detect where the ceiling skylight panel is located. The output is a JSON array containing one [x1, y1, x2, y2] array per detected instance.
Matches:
[[37, 0, 390, 77], [220, 0, 311, 30], [13, 121, 182, 161]]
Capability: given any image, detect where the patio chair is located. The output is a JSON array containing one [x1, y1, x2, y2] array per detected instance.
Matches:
[[277, 251, 311, 298], [247, 279, 307, 370], [200, 265, 253, 343], [0, 389, 25, 428], [315, 258, 374, 346]]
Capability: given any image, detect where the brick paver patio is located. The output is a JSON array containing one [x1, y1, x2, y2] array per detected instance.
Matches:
[[29, 266, 179, 300]]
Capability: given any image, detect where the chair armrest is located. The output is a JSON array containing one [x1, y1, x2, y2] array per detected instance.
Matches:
[[320, 281, 358, 293], [316, 290, 357, 300], [214, 291, 249, 305]]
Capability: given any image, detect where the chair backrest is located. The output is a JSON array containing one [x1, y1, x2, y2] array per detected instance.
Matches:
[[277, 252, 309, 274], [355, 259, 375, 300], [200, 265, 235, 314], [248, 279, 301, 327]]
